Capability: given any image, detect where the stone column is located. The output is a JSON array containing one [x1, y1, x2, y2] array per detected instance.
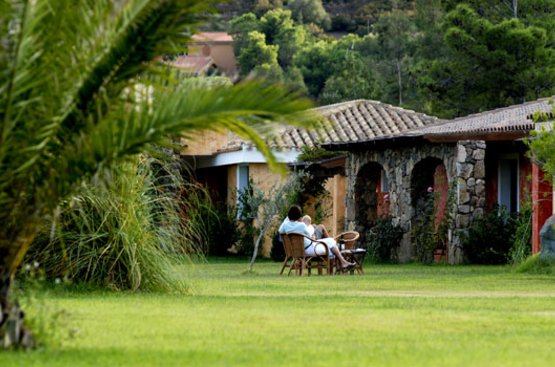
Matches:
[[344, 157, 357, 232], [451, 140, 486, 263]]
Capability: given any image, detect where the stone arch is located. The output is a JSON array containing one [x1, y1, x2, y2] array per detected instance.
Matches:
[[354, 161, 388, 240], [410, 157, 449, 223]]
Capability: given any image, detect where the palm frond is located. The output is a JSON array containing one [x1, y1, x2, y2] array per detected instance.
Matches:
[[0, 0, 314, 283], [59, 0, 213, 131], [46, 81, 313, 203]]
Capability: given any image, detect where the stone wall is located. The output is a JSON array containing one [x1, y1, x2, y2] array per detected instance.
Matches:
[[346, 143, 458, 262], [451, 140, 486, 263], [346, 140, 488, 263]]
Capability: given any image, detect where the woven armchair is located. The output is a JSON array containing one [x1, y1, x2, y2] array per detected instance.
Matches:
[[279, 232, 333, 276]]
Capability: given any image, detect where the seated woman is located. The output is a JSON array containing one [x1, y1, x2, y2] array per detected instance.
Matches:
[[302, 215, 330, 240], [279, 206, 354, 270]]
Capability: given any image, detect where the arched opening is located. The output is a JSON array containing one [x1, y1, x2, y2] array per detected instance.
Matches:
[[411, 157, 448, 221], [411, 157, 449, 261], [355, 162, 388, 240]]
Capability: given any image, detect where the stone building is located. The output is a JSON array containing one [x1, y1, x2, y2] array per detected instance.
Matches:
[[183, 96, 554, 261], [322, 97, 555, 263], [182, 99, 437, 255], [164, 32, 238, 77]]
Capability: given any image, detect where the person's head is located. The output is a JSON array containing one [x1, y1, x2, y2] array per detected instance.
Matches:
[[287, 205, 302, 221], [302, 215, 312, 226]]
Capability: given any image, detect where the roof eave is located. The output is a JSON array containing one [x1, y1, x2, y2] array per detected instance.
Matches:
[[322, 135, 424, 151], [424, 130, 531, 143]]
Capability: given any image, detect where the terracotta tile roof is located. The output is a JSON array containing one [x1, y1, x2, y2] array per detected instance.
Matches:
[[191, 32, 234, 43], [418, 96, 554, 138], [212, 100, 441, 152], [324, 96, 555, 150], [213, 97, 555, 154], [164, 55, 213, 75], [272, 99, 443, 149]]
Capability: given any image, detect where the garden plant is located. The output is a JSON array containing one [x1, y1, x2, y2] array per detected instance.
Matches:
[[0, 0, 310, 348]]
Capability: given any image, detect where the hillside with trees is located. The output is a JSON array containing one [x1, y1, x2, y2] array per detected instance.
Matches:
[[212, 0, 555, 118]]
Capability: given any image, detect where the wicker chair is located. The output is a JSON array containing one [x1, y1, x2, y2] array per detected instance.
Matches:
[[279, 232, 333, 276], [333, 231, 365, 274]]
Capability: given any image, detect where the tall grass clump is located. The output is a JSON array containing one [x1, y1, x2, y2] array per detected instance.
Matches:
[[515, 254, 555, 274], [27, 152, 209, 292], [509, 202, 533, 265]]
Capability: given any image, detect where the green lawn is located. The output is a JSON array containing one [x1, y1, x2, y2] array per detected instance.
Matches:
[[2, 260, 555, 366]]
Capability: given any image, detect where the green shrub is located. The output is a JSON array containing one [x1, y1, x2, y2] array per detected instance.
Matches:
[[412, 192, 441, 264], [510, 202, 533, 265], [14, 266, 76, 347], [270, 232, 285, 262], [199, 203, 241, 257], [462, 207, 517, 265], [515, 254, 555, 274], [236, 185, 258, 256], [27, 154, 195, 292], [365, 216, 404, 263], [296, 144, 346, 162]]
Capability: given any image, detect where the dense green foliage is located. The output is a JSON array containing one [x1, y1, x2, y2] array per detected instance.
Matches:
[[0, 0, 310, 278], [516, 253, 555, 274], [420, 4, 555, 117], [199, 203, 241, 257], [461, 208, 518, 264], [365, 216, 404, 263], [510, 201, 533, 265], [225, 0, 555, 117], [26, 155, 198, 292], [0, 0, 312, 348], [412, 192, 443, 263], [288, 0, 331, 29], [296, 144, 345, 162], [528, 102, 555, 179]]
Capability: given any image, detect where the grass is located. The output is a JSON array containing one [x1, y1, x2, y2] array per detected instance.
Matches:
[[2, 259, 555, 366]]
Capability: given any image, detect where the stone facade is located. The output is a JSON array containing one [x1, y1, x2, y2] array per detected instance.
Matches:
[[452, 140, 487, 263], [345, 140, 487, 264]]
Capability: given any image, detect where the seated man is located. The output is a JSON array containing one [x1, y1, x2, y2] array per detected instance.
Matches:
[[280, 206, 354, 270]]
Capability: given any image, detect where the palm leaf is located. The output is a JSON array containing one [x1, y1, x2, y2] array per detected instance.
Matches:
[[0, 0, 314, 280], [51, 81, 313, 202]]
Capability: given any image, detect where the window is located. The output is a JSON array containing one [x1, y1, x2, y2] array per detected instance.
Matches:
[[236, 164, 250, 215], [498, 157, 519, 213], [380, 169, 389, 192]]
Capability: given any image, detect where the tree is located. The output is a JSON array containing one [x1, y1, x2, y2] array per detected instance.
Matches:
[[287, 0, 331, 30], [261, 9, 306, 67], [443, 0, 519, 19], [294, 35, 375, 100], [253, 0, 283, 17], [528, 105, 555, 177], [229, 13, 261, 57], [242, 171, 307, 272], [350, 0, 414, 35], [0, 0, 311, 348], [418, 4, 555, 117], [294, 41, 333, 97], [319, 43, 379, 104], [238, 31, 280, 76], [319, 71, 378, 105], [230, 9, 306, 71], [374, 8, 416, 106], [442, 0, 555, 44], [414, 0, 447, 60]]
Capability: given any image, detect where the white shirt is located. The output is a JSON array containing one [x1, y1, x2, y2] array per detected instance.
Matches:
[[278, 218, 312, 248], [306, 224, 315, 237]]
